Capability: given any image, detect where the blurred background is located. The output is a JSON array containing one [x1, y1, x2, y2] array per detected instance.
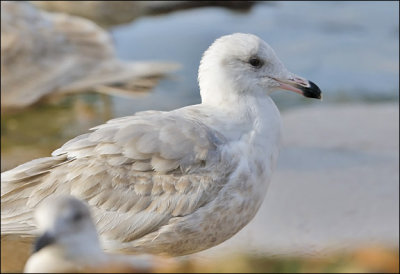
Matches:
[[1, 1, 399, 273]]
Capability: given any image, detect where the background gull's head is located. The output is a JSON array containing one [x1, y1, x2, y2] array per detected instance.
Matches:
[[198, 33, 321, 106], [33, 195, 100, 254]]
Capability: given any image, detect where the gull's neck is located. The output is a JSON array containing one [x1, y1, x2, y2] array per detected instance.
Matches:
[[199, 90, 282, 185], [198, 66, 276, 120], [59, 233, 105, 261], [198, 89, 282, 152], [201, 89, 280, 125], [197, 67, 281, 141]]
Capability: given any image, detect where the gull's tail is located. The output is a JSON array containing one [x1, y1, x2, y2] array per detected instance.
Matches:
[[57, 61, 181, 99], [1, 155, 69, 236]]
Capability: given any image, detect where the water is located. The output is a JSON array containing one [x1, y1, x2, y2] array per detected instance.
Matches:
[[109, 1, 399, 116]]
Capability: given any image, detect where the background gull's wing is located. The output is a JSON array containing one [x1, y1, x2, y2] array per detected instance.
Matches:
[[1, 2, 179, 110]]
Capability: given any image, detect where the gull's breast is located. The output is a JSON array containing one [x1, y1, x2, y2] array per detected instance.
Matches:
[[125, 136, 277, 256]]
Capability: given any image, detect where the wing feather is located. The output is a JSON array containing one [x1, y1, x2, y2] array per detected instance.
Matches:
[[1, 108, 231, 246]]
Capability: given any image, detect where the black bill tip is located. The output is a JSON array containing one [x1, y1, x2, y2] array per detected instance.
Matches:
[[33, 232, 56, 253], [301, 81, 322, 100]]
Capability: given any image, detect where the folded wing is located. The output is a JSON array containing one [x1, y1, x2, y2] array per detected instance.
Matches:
[[1, 109, 231, 246]]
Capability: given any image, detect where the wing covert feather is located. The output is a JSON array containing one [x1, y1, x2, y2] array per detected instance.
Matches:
[[2, 109, 232, 243]]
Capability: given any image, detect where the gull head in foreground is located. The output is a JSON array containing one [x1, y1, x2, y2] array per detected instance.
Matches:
[[24, 196, 102, 273], [2, 33, 322, 257], [31, 195, 99, 256], [24, 196, 166, 273]]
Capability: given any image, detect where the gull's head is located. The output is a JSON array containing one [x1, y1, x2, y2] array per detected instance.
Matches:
[[198, 33, 322, 106], [32, 195, 99, 254]]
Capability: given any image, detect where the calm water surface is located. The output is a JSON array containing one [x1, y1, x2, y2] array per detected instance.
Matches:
[[110, 1, 399, 115]]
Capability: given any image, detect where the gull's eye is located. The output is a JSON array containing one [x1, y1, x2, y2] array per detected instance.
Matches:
[[249, 58, 263, 68], [71, 211, 84, 223]]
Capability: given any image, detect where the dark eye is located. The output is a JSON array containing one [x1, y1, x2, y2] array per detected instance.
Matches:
[[72, 211, 84, 223], [249, 58, 263, 68]]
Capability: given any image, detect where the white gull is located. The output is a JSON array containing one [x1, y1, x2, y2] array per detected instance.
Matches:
[[1, 1, 179, 110], [24, 195, 171, 273], [1, 33, 321, 256]]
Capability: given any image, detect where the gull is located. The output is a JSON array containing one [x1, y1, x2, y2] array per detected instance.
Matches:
[[24, 195, 170, 273], [1, 1, 179, 111], [1, 33, 321, 256], [31, 1, 256, 28]]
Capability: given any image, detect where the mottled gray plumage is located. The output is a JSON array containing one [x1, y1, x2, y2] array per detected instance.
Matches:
[[2, 107, 240, 255]]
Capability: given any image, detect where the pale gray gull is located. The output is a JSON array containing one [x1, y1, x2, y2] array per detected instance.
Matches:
[[1, 1, 179, 111], [31, 1, 256, 28], [2, 33, 322, 256], [24, 195, 173, 273]]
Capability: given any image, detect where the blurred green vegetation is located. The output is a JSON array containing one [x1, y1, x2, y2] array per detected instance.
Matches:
[[155, 246, 399, 273], [2, 239, 398, 273], [1, 93, 113, 171]]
